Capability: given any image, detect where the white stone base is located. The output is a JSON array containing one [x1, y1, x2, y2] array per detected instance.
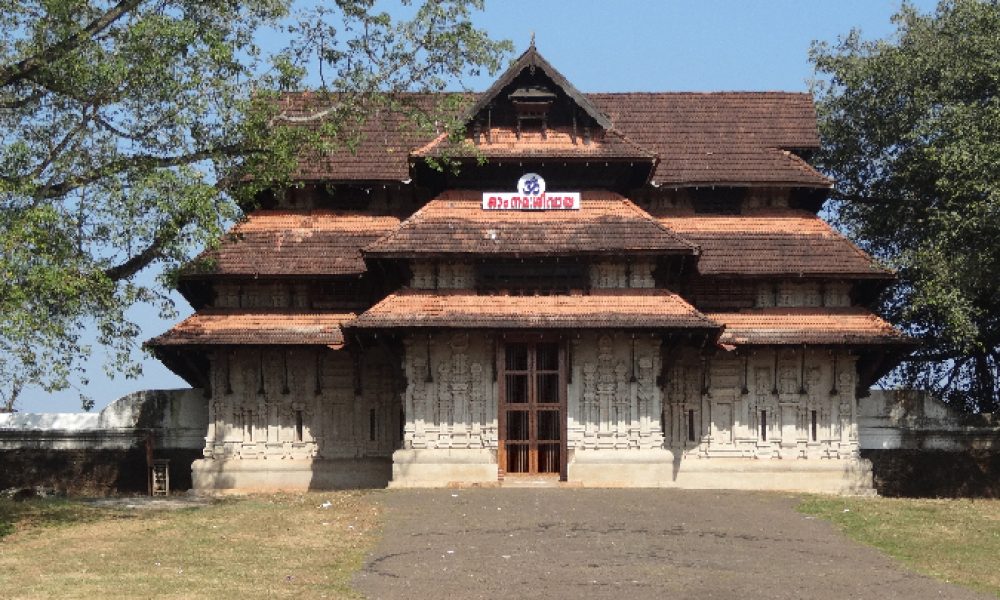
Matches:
[[191, 457, 391, 491], [569, 450, 874, 494], [389, 448, 498, 488], [191, 451, 874, 494]]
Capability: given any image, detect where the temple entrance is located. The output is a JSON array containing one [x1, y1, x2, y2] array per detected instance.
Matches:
[[497, 340, 567, 479]]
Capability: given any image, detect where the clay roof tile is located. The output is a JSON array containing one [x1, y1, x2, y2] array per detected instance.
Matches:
[[183, 210, 401, 277], [147, 310, 353, 348], [710, 308, 910, 346], [366, 190, 697, 257], [348, 289, 717, 330], [659, 210, 892, 278]]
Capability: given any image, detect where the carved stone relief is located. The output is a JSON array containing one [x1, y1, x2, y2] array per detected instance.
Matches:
[[400, 332, 493, 450], [203, 347, 401, 461]]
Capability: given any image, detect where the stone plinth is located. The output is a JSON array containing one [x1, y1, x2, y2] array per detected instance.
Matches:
[[191, 457, 391, 491], [569, 450, 874, 494], [389, 449, 498, 488]]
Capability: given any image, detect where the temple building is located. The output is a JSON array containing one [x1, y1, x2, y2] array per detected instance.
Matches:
[[148, 46, 912, 492]]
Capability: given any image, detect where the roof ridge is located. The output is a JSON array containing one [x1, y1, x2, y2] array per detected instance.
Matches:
[[603, 127, 659, 159], [623, 199, 700, 253], [774, 148, 833, 187], [464, 45, 613, 130], [810, 214, 895, 277], [362, 194, 443, 252]]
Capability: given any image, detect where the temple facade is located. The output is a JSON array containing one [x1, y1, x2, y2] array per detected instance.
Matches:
[[149, 46, 911, 492]]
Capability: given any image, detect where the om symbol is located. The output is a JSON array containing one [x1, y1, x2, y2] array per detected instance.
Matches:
[[523, 176, 540, 195], [517, 172, 546, 196]]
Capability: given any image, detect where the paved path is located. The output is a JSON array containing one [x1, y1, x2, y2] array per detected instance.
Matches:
[[353, 488, 988, 600]]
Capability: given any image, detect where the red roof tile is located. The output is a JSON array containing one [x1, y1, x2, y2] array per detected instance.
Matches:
[[709, 308, 909, 346], [277, 93, 454, 182], [147, 310, 352, 347], [590, 92, 827, 187], [348, 289, 717, 330], [277, 91, 827, 188], [183, 210, 400, 277], [365, 190, 697, 257], [659, 210, 891, 278], [649, 148, 830, 188]]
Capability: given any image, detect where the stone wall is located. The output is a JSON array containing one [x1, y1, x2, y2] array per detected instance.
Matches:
[[193, 345, 402, 490], [0, 389, 208, 494], [858, 390, 1000, 497], [859, 390, 998, 451], [662, 348, 859, 460], [0, 448, 203, 495], [401, 332, 495, 451], [204, 346, 401, 460], [392, 332, 868, 490], [568, 333, 663, 451]]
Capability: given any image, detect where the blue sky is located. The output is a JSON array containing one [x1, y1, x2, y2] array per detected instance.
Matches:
[[23, 0, 940, 413]]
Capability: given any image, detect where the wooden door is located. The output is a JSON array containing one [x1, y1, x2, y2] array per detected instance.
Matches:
[[498, 341, 567, 479]]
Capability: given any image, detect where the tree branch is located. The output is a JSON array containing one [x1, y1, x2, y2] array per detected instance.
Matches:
[[31, 107, 95, 179], [0, 89, 45, 109], [36, 143, 247, 200], [0, 0, 144, 88], [103, 208, 195, 282]]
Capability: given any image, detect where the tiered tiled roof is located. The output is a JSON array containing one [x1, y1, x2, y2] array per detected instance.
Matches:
[[276, 92, 826, 188], [590, 92, 830, 188], [659, 210, 892, 278], [412, 127, 657, 160], [349, 289, 718, 330], [710, 308, 910, 346], [365, 190, 696, 258], [277, 92, 449, 182], [148, 310, 352, 348], [183, 211, 400, 277]]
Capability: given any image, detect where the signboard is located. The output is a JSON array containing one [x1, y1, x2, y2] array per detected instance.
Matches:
[[482, 173, 581, 210]]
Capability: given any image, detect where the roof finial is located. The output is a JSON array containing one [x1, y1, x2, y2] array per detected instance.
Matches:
[[530, 31, 535, 48]]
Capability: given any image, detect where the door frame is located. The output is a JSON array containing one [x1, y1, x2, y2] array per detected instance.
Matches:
[[496, 334, 568, 480]]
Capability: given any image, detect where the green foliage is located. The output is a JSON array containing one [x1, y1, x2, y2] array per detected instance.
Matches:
[[798, 496, 1000, 596], [0, 493, 380, 598], [0, 0, 511, 410], [811, 0, 1000, 412], [0, 496, 119, 540]]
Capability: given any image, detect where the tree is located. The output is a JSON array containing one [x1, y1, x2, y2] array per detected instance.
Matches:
[[0, 0, 510, 411], [811, 0, 1000, 412]]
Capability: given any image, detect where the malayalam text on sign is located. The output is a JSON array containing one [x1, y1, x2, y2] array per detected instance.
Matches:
[[482, 193, 581, 210]]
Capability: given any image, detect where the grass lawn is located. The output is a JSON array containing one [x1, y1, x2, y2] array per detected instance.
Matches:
[[0, 492, 381, 600], [798, 496, 1000, 598]]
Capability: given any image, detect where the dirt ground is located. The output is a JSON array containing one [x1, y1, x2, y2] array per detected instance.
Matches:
[[352, 488, 990, 600]]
